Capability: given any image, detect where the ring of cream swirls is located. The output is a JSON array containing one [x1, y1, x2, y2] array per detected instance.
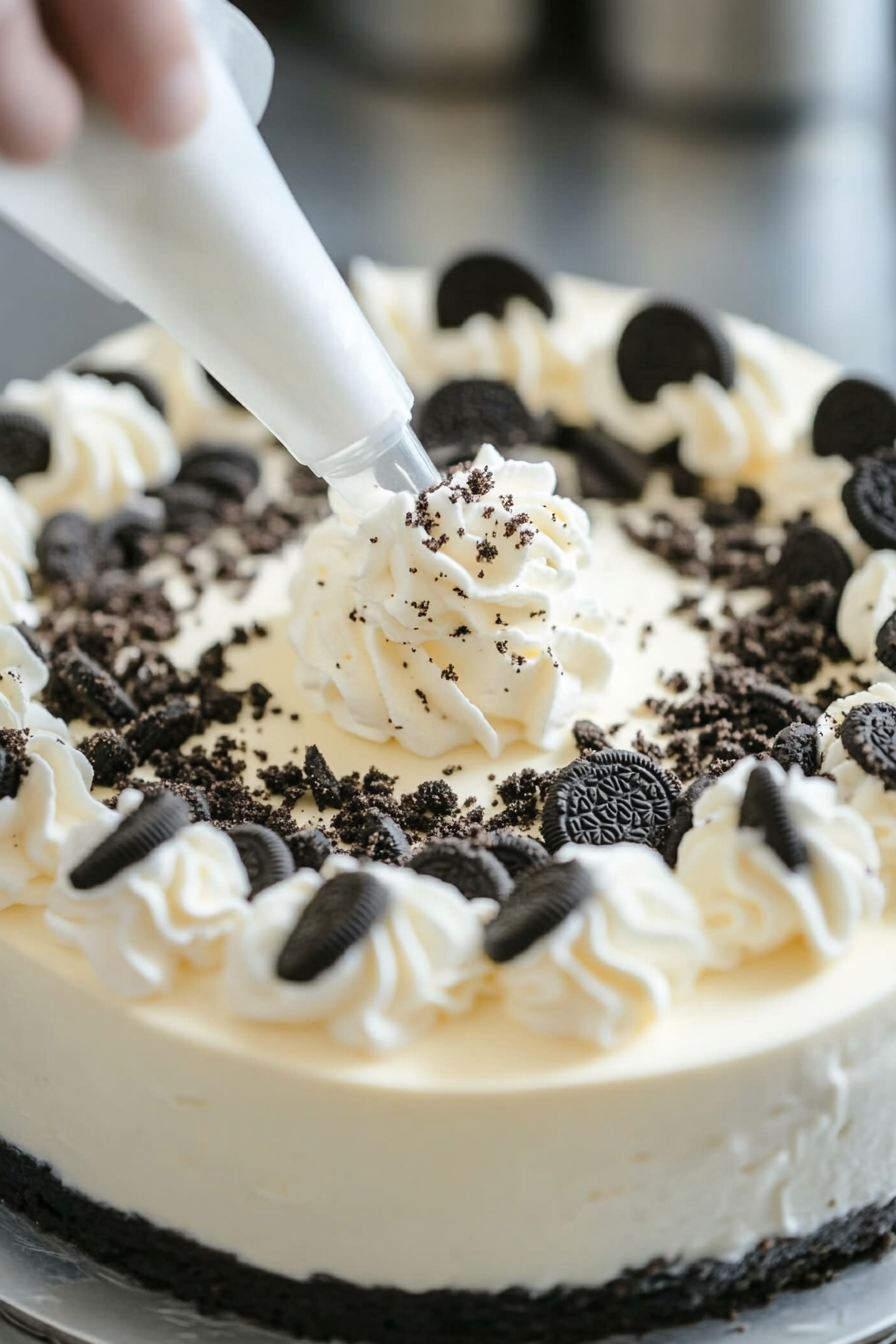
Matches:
[[676, 757, 883, 969], [48, 793, 250, 998], [290, 445, 611, 758], [494, 844, 707, 1048], [1, 370, 179, 520], [350, 259, 800, 487], [818, 683, 896, 890], [224, 855, 494, 1053]]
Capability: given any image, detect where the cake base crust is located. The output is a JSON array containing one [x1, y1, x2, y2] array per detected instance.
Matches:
[[2, 1136, 894, 1344]]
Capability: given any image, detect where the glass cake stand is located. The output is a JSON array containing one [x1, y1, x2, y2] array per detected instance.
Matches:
[[0, 1204, 894, 1344]]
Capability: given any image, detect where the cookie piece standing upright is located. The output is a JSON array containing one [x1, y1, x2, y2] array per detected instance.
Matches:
[[436, 252, 554, 329], [812, 376, 896, 462], [616, 299, 735, 404]]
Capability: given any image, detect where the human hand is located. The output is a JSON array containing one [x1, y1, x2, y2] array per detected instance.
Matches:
[[0, 0, 207, 162]]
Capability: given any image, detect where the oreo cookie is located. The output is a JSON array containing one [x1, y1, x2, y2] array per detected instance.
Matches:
[[486, 830, 550, 880], [74, 367, 166, 419], [0, 746, 21, 801], [95, 506, 164, 570], [484, 859, 592, 963], [69, 790, 191, 890], [79, 730, 138, 788], [541, 751, 679, 854], [616, 300, 735, 405], [304, 745, 341, 811], [286, 828, 332, 873], [418, 379, 534, 454], [565, 425, 652, 502], [156, 482, 221, 534], [770, 523, 853, 618], [177, 443, 261, 502], [36, 512, 96, 584], [359, 812, 411, 863], [276, 870, 390, 983], [229, 823, 295, 898], [745, 682, 820, 734], [125, 699, 202, 764], [54, 649, 137, 728], [812, 376, 896, 462], [843, 449, 896, 550], [410, 839, 513, 903], [738, 764, 808, 871], [0, 411, 51, 482], [876, 611, 896, 673], [840, 700, 896, 790], [436, 252, 553, 330], [771, 722, 818, 777], [662, 773, 716, 868]]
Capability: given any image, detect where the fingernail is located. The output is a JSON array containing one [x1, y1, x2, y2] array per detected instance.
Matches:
[[134, 58, 206, 147]]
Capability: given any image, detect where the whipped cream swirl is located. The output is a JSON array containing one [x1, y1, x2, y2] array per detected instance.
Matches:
[[818, 684, 896, 889], [676, 757, 883, 968], [586, 311, 797, 484], [351, 258, 608, 425], [495, 844, 706, 1048], [351, 259, 799, 486], [838, 551, 896, 669], [0, 731, 108, 911], [224, 855, 493, 1052], [2, 370, 179, 520], [290, 445, 611, 758], [48, 796, 249, 998], [0, 623, 69, 740]]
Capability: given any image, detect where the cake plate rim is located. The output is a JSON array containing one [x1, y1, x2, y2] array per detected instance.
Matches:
[[0, 1199, 894, 1344]]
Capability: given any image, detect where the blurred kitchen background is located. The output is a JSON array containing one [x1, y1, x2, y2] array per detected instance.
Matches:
[[3, 0, 896, 383]]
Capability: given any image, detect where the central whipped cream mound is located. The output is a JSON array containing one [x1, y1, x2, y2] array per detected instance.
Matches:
[[290, 445, 611, 757]]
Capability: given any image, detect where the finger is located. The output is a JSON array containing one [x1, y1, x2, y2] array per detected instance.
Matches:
[[46, 0, 206, 148], [0, 0, 81, 162]]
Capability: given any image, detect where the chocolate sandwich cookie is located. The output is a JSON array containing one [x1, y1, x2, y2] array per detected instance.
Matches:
[[436, 251, 553, 329], [616, 299, 735, 404], [276, 870, 390, 983]]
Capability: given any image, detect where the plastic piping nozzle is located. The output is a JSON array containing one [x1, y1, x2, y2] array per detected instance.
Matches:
[[0, 0, 439, 511]]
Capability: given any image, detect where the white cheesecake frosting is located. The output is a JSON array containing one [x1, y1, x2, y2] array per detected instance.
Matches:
[[676, 757, 883, 969], [290, 444, 611, 757], [224, 855, 493, 1052], [495, 844, 706, 1047], [1, 370, 179, 521]]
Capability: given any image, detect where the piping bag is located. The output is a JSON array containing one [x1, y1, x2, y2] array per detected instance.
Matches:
[[0, 0, 438, 513]]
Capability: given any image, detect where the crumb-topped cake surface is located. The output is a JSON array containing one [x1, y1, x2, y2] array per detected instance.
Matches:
[[0, 253, 896, 1341]]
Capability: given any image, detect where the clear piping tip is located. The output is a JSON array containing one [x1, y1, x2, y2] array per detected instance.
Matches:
[[319, 416, 440, 514]]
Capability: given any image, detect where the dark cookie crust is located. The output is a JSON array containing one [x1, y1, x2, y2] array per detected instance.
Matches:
[[0, 1135, 894, 1344]]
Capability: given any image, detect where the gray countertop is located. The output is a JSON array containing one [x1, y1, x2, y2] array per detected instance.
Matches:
[[1, 18, 894, 387]]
